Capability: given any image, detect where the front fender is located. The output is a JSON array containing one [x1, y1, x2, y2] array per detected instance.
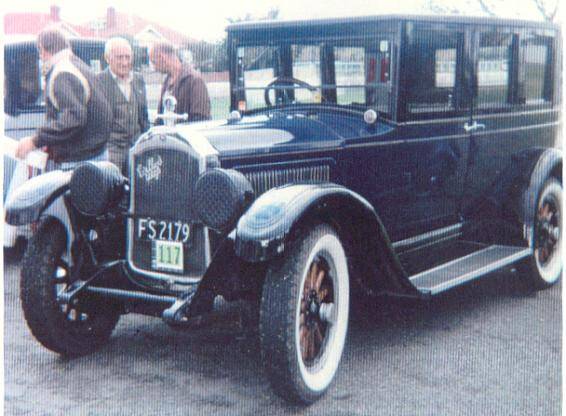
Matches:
[[5, 170, 72, 225], [234, 183, 421, 297], [235, 184, 357, 261]]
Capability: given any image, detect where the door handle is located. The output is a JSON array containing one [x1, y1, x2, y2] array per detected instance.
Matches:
[[463, 121, 486, 133]]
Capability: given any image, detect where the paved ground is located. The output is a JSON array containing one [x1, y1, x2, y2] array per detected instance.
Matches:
[[4, 256, 561, 416]]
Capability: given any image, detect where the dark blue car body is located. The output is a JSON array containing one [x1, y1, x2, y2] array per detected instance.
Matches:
[[5, 15, 562, 404]]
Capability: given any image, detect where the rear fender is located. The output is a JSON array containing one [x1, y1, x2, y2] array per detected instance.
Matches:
[[463, 147, 562, 246]]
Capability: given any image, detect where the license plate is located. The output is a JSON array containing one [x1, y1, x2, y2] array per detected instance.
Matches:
[[137, 218, 190, 243], [152, 240, 184, 272]]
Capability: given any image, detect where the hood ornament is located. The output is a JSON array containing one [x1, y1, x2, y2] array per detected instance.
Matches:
[[137, 155, 163, 182], [155, 95, 188, 127]]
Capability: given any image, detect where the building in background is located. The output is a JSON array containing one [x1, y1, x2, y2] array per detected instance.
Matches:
[[83, 7, 196, 48], [4, 6, 90, 37]]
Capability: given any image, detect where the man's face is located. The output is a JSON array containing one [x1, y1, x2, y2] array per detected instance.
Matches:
[[149, 50, 168, 74], [107, 45, 132, 78]]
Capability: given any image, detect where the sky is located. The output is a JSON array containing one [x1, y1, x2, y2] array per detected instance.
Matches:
[[3, 0, 555, 41]]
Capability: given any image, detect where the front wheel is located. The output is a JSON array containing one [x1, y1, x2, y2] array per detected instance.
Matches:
[[259, 224, 349, 404], [20, 218, 120, 357]]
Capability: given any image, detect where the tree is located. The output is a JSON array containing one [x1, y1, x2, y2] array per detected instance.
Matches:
[[479, 0, 559, 21], [188, 7, 281, 73], [227, 7, 280, 24], [426, 0, 559, 22], [528, 0, 559, 21]]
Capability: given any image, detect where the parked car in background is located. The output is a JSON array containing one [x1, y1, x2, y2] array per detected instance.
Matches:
[[3, 37, 147, 252], [5, 15, 562, 404]]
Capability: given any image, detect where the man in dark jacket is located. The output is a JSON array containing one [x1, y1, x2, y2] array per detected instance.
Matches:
[[98, 37, 149, 173], [16, 29, 111, 169], [149, 42, 211, 123]]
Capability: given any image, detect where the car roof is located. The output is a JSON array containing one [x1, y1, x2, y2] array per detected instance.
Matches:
[[4, 36, 106, 48], [226, 14, 558, 32]]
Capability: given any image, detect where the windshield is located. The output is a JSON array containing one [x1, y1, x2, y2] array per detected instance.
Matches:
[[233, 39, 393, 117]]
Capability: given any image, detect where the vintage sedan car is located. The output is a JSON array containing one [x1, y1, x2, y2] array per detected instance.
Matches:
[[5, 15, 562, 404]]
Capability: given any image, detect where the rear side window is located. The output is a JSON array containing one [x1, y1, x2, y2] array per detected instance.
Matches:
[[520, 33, 554, 105], [404, 27, 466, 115], [477, 32, 513, 109]]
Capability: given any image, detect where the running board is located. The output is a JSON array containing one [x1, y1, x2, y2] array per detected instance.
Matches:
[[409, 245, 532, 295]]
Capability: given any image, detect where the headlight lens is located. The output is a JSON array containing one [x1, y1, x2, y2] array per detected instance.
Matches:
[[69, 162, 126, 216], [193, 168, 254, 232]]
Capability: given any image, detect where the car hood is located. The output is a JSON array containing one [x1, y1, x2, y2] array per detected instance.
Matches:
[[175, 110, 393, 158]]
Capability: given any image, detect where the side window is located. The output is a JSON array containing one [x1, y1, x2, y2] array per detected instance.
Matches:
[[334, 46, 365, 105], [520, 33, 553, 105], [73, 43, 108, 73], [237, 46, 278, 110], [405, 28, 465, 115], [366, 41, 392, 114], [18, 50, 43, 109], [477, 32, 513, 109], [291, 45, 322, 102]]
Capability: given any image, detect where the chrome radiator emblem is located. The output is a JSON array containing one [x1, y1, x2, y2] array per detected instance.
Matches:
[[137, 155, 163, 182]]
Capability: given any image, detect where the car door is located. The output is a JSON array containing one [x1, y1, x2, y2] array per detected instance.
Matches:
[[344, 22, 473, 241], [462, 25, 559, 212]]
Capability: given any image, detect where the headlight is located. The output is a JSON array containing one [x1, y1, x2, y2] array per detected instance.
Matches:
[[70, 162, 126, 216], [193, 168, 254, 232], [244, 200, 286, 229]]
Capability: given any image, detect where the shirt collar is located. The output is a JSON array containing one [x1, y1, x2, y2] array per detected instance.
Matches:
[[43, 48, 73, 75], [109, 68, 133, 84]]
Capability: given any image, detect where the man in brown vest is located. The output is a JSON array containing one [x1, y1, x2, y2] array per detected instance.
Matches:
[[149, 41, 211, 124], [98, 37, 149, 174]]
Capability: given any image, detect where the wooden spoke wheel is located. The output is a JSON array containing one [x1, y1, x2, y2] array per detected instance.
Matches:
[[522, 178, 563, 289], [260, 224, 349, 404]]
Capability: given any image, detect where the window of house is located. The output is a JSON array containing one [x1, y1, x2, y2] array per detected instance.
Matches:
[[477, 32, 513, 109]]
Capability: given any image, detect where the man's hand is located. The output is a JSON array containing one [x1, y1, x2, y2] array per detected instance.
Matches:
[[15, 136, 37, 159]]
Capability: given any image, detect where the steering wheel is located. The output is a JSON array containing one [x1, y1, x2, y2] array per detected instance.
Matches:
[[263, 76, 319, 107]]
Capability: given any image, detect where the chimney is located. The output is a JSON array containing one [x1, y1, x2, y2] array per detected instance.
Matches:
[[50, 5, 60, 22], [106, 7, 116, 29]]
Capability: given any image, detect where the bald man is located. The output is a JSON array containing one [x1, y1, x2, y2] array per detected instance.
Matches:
[[97, 37, 149, 174]]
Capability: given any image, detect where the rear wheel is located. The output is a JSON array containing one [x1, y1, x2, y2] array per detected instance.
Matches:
[[260, 224, 349, 404], [522, 178, 562, 290], [20, 218, 120, 357]]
